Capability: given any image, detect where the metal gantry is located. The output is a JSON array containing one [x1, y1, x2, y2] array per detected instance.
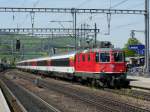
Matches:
[[0, 7, 145, 14], [0, 28, 99, 34]]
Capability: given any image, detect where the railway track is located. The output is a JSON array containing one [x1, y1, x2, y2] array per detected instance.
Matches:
[[8, 71, 118, 112], [103, 88, 150, 102], [40, 80, 150, 112], [0, 76, 61, 112], [0, 78, 27, 112], [40, 80, 119, 112], [5, 70, 150, 103], [10, 70, 150, 112]]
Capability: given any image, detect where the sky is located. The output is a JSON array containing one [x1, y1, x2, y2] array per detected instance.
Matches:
[[0, 0, 147, 48]]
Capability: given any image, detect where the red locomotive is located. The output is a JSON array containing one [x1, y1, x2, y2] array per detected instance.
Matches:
[[16, 48, 128, 88]]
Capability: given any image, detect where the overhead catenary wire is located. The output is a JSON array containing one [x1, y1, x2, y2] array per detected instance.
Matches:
[[101, 19, 143, 33], [105, 0, 129, 35], [20, 0, 40, 28], [33, 0, 40, 8], [7, 0, 144, 35], [126, 2, 145, 9], [76, 0, 91, 8], [21, 0, 26, 6], [75, 0, 144, 38], [110, 0, 129, 9], [50, 0, 91, 30], [77, 0, 130, 28]]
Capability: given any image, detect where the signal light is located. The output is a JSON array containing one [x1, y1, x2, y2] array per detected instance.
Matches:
[[16, 39, 20, 51]]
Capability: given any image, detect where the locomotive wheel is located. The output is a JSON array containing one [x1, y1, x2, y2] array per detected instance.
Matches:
[[109, 76, 121, 88], [91, 79, 95, 87], [95, 80, 101, 88], [122, 80, 130, 88], [115, 79, 121, 89], [97, 80, 105, 88]]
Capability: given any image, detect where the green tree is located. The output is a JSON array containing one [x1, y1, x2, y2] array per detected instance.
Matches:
[[123, 37, 142, 57]]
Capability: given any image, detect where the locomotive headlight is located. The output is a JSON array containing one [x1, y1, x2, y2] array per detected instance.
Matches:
[[120, 70, 123, 72], [110, 64, 115, 69], [102, 70, 105, 72]]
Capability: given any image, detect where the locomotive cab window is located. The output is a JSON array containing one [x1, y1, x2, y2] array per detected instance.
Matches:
[[88, 54, 90, 61], [100, 52, 110, 62], [82, 54, 85, 62], [114, 52, 124, 62], [78, 55, 80, 62], [96, 53, 99, 62]]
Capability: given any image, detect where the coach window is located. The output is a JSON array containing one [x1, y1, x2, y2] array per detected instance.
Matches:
[[82, 54, 85, 62], [29, 62, 32, 66], [37, 60, 47, 66], [51, 58, 70, 66], [47, 60, 51, 66], [100, 52, 110, 62]]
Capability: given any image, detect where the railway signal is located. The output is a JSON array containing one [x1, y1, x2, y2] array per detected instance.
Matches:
[[16, 39, 20, 51]]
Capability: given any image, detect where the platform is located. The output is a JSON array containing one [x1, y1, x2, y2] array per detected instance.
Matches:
[[0, 88, 11, 112], [127, 75, 150, 89]]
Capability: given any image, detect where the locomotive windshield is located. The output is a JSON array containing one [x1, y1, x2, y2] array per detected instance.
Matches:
[[96, 52, 110, 62], [114, 52, 124, 62], [100, 52, 110, 62]]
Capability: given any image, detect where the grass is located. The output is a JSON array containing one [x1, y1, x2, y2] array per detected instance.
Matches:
[[0, 35, 76, 63]]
